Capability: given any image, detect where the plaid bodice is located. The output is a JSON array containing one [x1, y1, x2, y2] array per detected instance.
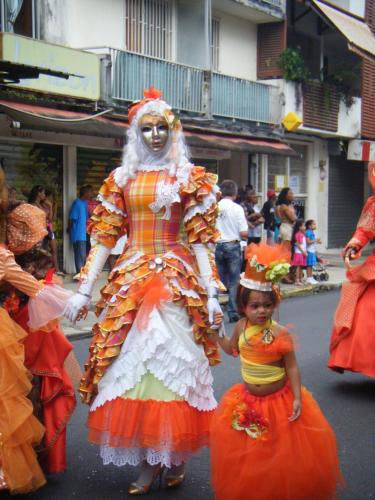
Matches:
[[123, 169, 184, 255]]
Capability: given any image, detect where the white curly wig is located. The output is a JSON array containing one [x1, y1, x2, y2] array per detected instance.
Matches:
[[114, 99, 191, 188]]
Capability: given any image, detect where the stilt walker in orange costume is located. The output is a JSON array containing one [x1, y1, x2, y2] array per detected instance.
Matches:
[[64, 88, 224, 494], [329, 162, 375, 378], [0, 172, 73, 494], [210, 244, 343, 500]]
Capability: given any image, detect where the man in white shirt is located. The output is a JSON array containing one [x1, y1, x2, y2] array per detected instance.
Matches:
[[215, 180, 248, 322]]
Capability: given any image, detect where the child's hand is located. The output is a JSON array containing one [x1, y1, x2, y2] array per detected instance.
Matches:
[[289, 399, 302, 421], [317, 238, 322, 244]]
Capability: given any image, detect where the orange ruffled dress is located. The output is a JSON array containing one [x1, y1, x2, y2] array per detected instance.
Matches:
[[81, 165, 222, 467], [0, 247, 46, 494], [329, 196, 375, 378], [15, 304, 77, 474], [210, 323, 342, 500]]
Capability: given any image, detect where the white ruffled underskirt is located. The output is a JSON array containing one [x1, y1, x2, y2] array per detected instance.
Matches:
[[90, 301, 216, 412], [100, 445, 192, 468]]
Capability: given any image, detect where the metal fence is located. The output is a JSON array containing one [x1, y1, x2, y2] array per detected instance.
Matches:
[[211, 72, 273, 123], [109, 48, 204, 113]]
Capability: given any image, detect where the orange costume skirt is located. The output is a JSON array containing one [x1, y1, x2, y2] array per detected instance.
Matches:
[[86, 301, 216, 467], [15, 305, 78, 474], [329, 253, 375, 378], [0, 307, 46, 494], [210, 383, 343, 500]]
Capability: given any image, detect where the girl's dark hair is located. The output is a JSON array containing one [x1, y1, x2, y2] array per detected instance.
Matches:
[[276, 187, 291, 206], [237, 285, 279, 315], [28, 185, 45, 203], [291, 219, 305, 258], [305, 219, 314, 229]]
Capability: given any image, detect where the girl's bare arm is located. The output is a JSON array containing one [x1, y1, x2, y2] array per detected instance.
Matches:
[[284, 351, 302, 421]]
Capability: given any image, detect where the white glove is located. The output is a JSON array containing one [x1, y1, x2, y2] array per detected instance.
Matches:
[[192, 243, 223, 330], [64, 292, 91, 323], [64, 243, 110, 323]]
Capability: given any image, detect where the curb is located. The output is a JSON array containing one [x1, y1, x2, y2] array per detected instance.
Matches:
[[66, 282, 343, 342], [66, 330, 93, 341]]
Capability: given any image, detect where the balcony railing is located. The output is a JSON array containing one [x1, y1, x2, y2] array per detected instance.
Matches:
[[109, 49, 204, 114], [96, 48, 279, 124], [212, 72, 276, 123]]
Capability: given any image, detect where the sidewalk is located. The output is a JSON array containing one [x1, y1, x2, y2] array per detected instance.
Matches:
[[60, 251, 360, 340]]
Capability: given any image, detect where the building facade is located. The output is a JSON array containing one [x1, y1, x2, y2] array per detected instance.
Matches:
[[0, 0, 374, 271]]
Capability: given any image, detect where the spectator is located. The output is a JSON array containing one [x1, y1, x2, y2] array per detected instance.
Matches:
[[41, 190, 63, 275], [28, 185, 46, 209], [275, 187, 296, 251], [68, 185, 92, 275], [242, 189, 264, 244], [305, 219, 321, 285], [85, 185, 98, 254], [262, 190, 277, 245], [215, 179, 248, 323]]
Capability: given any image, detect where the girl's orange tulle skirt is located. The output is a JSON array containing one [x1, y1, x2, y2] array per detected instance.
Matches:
[[0, 307, 45, 494], [210, 383, 343, 500]]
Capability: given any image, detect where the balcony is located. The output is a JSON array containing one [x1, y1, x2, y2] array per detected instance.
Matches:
[[97, 48, 280, 125], [279, 80, 361, 138]]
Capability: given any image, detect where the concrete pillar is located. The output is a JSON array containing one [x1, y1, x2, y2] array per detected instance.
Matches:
[[63, 145, 77, 274]]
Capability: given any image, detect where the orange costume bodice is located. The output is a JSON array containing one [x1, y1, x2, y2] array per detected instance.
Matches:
[[124, 170, 184, 256]]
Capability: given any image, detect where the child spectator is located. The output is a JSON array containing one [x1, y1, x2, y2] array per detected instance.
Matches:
[[291, 220, 307, 285], [305, 219, 321, 285]]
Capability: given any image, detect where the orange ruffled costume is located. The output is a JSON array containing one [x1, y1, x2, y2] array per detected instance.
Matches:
[[210, 323, 342, 500], [15, 305, 77, 474], [329, 196, 375, 377], [81, 164, 223, 468], [0, 247, 46, 494]]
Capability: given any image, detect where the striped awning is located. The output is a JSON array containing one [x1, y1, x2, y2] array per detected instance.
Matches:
[[311, 0, 375, 62]]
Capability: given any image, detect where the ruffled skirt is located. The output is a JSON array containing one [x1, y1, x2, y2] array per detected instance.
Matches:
[[0, 307, 46, 494], [87, 302, 216, 468], [329, 281, 375, 378], [210, 383, 343, 500]]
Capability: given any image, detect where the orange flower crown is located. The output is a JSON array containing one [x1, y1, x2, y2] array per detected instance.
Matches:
[[128, 86, 180, 130], [240, 243, 291, 292]]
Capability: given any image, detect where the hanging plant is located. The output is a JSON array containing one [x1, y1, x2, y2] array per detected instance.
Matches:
[[324, 63, 360, 108], [277, 48, 310, 109], [277, 48, 310, 83]]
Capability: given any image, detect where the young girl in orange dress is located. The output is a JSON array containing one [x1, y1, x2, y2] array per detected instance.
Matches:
[[329, 162, 375, 378], [210, 244, 343, 500], [0, 172, 73, 494]]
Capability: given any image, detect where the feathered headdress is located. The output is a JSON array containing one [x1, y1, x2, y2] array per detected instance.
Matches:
[[240, 243, 291, 292]]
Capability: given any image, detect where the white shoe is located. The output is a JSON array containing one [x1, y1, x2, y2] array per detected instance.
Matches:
[[307, 277, 318, 285]]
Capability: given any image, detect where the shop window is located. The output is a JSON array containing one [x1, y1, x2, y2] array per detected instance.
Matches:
[[77, 148, 122, 197], [125, 0, 173, 60], [0, 0, 37, 37], [267, 146, 308, 218]]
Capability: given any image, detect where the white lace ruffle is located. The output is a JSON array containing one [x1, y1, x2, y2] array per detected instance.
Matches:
[[183, 191, 217, 223], [91, 302, 216, 412], [97, 194, 127, 217], [149, 180, 181, 220], [100, 445, 192, 468]]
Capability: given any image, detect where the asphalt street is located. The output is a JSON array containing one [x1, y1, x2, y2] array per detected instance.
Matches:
[[7, 290, 375, 499]]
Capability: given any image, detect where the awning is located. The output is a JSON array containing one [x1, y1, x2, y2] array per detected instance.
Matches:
[[311, 0, 375, 62], [0, 101, 128, 137], [184, 130, 297, 156]]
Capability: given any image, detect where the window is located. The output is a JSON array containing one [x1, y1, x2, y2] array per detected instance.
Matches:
[[0, 0, 37, 37], [211, 17, 220, 71], [125, 0, 173, 60]]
